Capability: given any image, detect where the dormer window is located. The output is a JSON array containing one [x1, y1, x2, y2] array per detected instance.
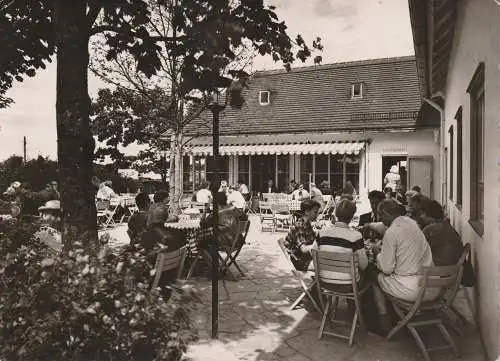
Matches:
[[351, 83, 363, 99], [259, 90, 270, 105]]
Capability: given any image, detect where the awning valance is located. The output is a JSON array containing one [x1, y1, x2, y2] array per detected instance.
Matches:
[[184, 141, 366, 156]]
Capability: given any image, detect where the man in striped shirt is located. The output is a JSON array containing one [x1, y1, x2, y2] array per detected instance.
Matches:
[[317, 199, 368, 290]]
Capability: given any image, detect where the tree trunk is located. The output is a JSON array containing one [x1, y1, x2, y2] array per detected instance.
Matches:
[[53, 1, 98, 251], [169, 133, 184, 215]]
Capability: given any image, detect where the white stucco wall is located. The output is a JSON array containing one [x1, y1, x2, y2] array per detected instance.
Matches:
[[363, 129, 440, 199], [443, 0, 500, 358]]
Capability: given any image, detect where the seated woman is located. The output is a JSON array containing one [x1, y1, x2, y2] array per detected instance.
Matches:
[[283, 199, 320, 271]]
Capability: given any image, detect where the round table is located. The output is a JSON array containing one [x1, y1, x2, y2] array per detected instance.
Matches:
[[164, 219, 201, 230]]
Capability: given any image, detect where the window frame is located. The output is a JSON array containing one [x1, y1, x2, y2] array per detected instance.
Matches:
[[455, 107, 463, 208], [259, 90, 270, 105], [448, 125, 454, 201], [351, 83, 363, 99], [467, 63, 485, 236]]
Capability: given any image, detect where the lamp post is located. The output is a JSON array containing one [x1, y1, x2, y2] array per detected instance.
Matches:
[[207, 90, 227, 339]]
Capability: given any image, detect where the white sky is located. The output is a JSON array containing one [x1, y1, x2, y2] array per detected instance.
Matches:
[[0, 0, 414, 161]]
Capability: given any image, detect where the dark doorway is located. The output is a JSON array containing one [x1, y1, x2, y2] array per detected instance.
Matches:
[[382, 156, 407, 192], [251, 155, 275, 193]]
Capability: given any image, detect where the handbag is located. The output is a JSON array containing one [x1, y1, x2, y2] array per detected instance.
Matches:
[[461, 249, 475, 287]]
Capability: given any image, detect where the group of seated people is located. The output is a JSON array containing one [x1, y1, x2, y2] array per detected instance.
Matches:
[[127, 188, 249, 291], [195, 181, 248, 210], [283, 189, 464, 336]]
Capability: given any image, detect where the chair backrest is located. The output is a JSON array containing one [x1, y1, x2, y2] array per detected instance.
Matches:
[[96, 200, 110, 211], [312, 249, 362, 297], [311, 249, 359, 282], [151, 246, 187, 289], [419, 264, 461, 289], [277, 238, 298, 272], [238, 220, 251, 241], [443, 243, 470, 306]]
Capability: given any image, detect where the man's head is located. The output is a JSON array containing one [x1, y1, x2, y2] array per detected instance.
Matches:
[[147, 204, 169, 227], [298, 184, 304, 190], [377, 199, 404, 227], [153, 190, 169, 203], [419, 199, 444, 226], [335, 199, 357, 224], [215, 192, 228, 206], [267, 179, 273, 186], [368, 190, 385, 213], [412, 186, 421, 193], [45, 183, 53, 192], [51, 181, 58, 190], [300, 199, 320, 222], [290, 180, 296, 185], [135, 192, 151, 211]]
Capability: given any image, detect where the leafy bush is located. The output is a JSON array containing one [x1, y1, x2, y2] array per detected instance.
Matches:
[[0, 228, 199, 361]]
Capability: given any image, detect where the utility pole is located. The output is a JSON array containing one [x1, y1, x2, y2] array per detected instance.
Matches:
[[23, 136, 27, 164]]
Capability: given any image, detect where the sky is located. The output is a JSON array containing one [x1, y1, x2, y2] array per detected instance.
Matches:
[[0, 0, 414, 161]]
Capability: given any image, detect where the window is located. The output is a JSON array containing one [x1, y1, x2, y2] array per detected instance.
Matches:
[[345, 154, 360, 193], [259, 91, 270, 105], [183, 156, 193, 192], [467, 63, 485, 234], [205, 156, 229, 185], [315, 154, 329, 187], [351, 83, 363, 99], [277, 155, 289, 191], [330, 154, 344, 192], [300, 155, 313, 185], [448, 125, 454, 200], [455, 107, 463, 207], [238, 155, 249, 186]]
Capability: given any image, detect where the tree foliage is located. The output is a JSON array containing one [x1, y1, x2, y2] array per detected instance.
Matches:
[[0, 0, 321, 246]]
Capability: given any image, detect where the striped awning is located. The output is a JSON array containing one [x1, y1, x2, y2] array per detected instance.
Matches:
[[184, 141, 366, 156]]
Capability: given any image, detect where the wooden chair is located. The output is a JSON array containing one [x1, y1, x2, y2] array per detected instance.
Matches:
[[218, 220, 250, 277], [96, 200, 114, 229], [277, 239, 322, 314], [385, 264, 462, 361], [311, 249, 369, 347], [151, 246, 188, 289]]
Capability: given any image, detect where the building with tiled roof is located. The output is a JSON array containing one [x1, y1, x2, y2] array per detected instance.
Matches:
[[181, 56, 440, 199]]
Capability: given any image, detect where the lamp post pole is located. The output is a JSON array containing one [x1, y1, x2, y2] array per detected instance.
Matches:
[[209, 101, 224, 339]]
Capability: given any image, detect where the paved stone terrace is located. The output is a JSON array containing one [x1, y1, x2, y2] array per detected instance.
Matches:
[[184, 215, 486, 361]]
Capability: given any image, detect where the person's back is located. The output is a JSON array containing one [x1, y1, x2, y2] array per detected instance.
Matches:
[[227, 188, 246, 209], [377, 216, 434, 301], [420, 199, 463, 266], [423, 221, 463, 266], [196, 186, 212, 204], [128, 193, 150, 244]]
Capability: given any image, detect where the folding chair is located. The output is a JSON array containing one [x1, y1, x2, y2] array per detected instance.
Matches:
[[259, 201, 275, 232], [219, 220, 250, 277], [96, 200, 115, 229], [272, 203, 293, 232], [385, 264, 462, 361], [277, 238, 322, 314], [151, 246, 188, 289], [121, 196, 138, 223], [312, 249, 369, 347]]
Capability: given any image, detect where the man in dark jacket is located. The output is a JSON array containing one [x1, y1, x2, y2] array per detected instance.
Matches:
[[420, 199, 463, 266], [358, 190, 385, 226]]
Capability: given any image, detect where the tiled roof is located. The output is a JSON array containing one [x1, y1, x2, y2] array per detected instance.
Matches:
[[191, 56, 424, 135]]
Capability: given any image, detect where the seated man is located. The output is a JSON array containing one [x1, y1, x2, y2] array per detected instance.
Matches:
[[291, 184, 310, 201], [420, 199, 463, 266], [227, 185, 246, 210], [196, 182, 212, 204], [358, 190, 385, 226], [318, 199, 368, 288], [372, 199, 436, 335], [127, 192, 151, 245], [199, 192, 248, 250], [283, 199, 320, 271]]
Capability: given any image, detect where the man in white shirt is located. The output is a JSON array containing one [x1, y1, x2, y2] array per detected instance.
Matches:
[[196, 182, 212, 204], [237, 180, 249, 200], [227, 186, 246, 210], [372, 199, 436, 335], [97, 181, 118, 200]]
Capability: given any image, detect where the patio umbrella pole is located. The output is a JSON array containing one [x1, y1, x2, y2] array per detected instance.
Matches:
[[210, 105, 222, 339]]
